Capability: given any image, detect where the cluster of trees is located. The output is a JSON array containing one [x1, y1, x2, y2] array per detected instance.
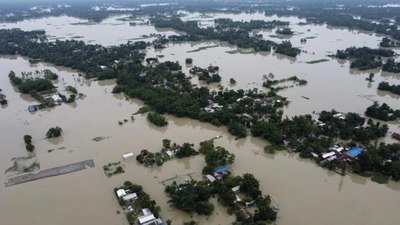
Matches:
[[380, 37, 400, 47], [198, 72, 221, 84], [0, 89, 7, 105], [165, 139, 276, 223], [365, 102, 400, 121], [0, 29, 147, 80], [115, 181, 160, 224], [136, 140, 198, 167], [8, 70, 55, 94], [263, 75, 307, 91], [165, 181, 215, 215], [175, 143, 198, 158], [136, 149, 166, 167], [276, 28, 293, 35], [378, 82, 400, 95], [353, 143, 400, 181], [152, 17, 301, 57], [382, 59, 400, 73], [212, 174, 277, 223], [147, 112, 168, 126], [335, 47, 395, 71], [46, 127, 62, 138], [199, 139, 235, 174], [274, 41, 300, 57], [23, 135, 34, 152]]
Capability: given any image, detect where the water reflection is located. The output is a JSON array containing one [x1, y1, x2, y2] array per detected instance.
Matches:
[[47, 136, 64, 145]]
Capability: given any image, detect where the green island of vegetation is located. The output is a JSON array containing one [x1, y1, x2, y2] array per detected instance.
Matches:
[[378, 82, 400, 95], [164, 139, 277, 223], [0, 89, 7, 105], [365, 102, 400, 121], [152, 17, 301, 57], [23, 135, 35, 152], [262, 76, 307, 92], [335, 47, 398, 72], [275, 27, 294, 35], [114, 181, 161, 225], [380, 37, 400, 48], [306, 59, 329, 64], [147, 112, 168, 127], [136, 140, 198, 167], [46, 127, 63, 138], [103, 161, 124, 177]]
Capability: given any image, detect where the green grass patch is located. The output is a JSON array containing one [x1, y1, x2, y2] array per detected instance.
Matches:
[[187, 45, 219, 53], [371, 172, 389, 184], [134, 106, 152, 115], [225, 49, 257, 54], [268, 35, 287, 39], [306, 59, 329, 64], [264, 144, 286, 153]]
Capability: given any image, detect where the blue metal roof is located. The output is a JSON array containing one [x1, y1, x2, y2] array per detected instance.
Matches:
[[214, 165, 228, 173], [346, 147, 364, 158]]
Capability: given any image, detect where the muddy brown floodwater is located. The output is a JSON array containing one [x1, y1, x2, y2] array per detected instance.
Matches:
[[1, 12, 400, 225]]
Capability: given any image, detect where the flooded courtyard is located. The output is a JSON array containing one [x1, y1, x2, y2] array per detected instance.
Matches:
[[0, 12, 400, 225]]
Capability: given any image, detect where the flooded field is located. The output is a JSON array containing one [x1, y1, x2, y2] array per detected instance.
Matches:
[[0, 15, 181, 46], [1, 11, 400, 225]]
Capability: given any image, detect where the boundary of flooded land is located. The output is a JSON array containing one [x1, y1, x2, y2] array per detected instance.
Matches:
[[4, 160, 95, 187]]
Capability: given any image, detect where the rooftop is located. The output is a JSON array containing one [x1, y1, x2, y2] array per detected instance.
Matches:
[[346, 147, 364, 158]]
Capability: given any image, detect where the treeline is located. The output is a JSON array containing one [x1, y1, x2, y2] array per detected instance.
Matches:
[[8, 70, 54, 94], [365, 102, 400, 121], [152, 17, 301, 56], [335, 47, 397, 71], [263, 6, 400, 41], [354, 143, 400, 181], [0, 29, 147, 80], [380, 37, 400, 48], [378, 82, 400, 95]]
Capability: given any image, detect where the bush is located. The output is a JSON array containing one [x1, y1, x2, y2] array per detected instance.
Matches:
[[147, 112, 168, 126], [26, 144, 35, 152], [46, 126, 62, 138], [185, 58, 193, 64], [66, 86, 77, 94], [23, 135, 32, 144]]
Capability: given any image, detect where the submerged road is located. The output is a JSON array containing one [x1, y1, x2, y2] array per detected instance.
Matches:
[[4, 160, 95, 187]]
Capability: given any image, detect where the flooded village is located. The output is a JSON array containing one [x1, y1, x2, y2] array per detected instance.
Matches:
[[1, 1, 400, 225]]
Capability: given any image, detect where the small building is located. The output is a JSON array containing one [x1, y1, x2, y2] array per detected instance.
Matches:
[[122, 193, 138, 202], [214, 165, 229, 179], [346, 147, 364, 158], [138, 214, 156, 225], [392, 132, 400, 141], [51, 94, 62, 103], [205, 174, 216, 183], [138, 208, 164, 225], [123, 152, 134, 160], [321, 152, 336, 159], [338, 147, 364, 162], [116, 189, 126, 198]]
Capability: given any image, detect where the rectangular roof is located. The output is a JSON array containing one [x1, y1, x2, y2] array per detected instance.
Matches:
[[346, 147, 364, 158], [138, 214, 155, 224], [122, 193, 138, 201], [215, 165, 228, 173]]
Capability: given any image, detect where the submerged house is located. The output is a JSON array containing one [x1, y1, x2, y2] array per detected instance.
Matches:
[[338, 147, 364, 162], [392, 132, 400, 141], [214, 165, 229, 179], [137, 208, 164, 225]]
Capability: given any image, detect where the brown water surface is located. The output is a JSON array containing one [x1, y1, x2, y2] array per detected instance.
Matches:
[[1, 12, 400, 225]]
